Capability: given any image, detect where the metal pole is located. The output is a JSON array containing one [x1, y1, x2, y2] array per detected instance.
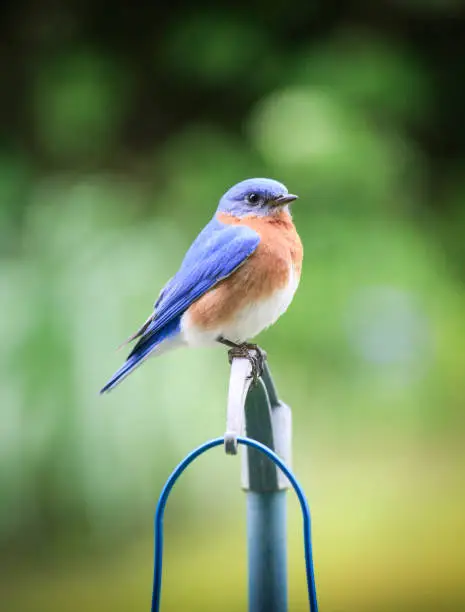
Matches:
[[243, 363, 291, 612], [224, 357, 291, 612], [246, 490, 287, 612]]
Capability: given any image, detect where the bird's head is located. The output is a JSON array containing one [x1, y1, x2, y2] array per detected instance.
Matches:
[[217, 178, 298, 218]]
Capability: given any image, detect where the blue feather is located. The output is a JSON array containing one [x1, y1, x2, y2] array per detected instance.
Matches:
[[100, 318, 181, 393], [100, 216, 260, 393], [126, 217, 259, 358]]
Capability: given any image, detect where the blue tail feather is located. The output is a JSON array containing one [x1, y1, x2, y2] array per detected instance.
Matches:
[[100, 318, 181, 394]]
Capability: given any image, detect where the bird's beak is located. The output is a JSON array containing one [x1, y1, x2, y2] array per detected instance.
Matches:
[[273, 194, 298, 206]]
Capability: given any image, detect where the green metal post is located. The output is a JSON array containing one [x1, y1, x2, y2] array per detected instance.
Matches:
[[225, 358, 291, 612]]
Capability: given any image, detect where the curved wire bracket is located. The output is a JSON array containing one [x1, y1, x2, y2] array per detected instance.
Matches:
[[151, 436, 318, 612]]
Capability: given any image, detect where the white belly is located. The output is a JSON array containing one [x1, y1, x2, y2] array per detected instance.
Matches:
[[181, 265, 300, 345]]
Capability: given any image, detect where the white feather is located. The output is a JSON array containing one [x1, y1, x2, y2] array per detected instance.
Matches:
[[181, 264, 300, 345]]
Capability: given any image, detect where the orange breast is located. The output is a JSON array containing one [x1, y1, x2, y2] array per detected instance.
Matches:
[[187, 210, 303, 330]]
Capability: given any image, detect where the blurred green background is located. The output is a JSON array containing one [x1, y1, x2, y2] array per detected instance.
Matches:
[[1, 1, 465, 610]]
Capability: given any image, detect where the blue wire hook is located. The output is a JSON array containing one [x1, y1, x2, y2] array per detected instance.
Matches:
[[151, 436, 318, 612]]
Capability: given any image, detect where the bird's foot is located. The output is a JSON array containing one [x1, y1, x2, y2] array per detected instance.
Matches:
[[227, 343, 267, 386]]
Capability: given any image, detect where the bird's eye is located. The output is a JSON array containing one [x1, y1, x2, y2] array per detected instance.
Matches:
[[247, 193, 260, 205]]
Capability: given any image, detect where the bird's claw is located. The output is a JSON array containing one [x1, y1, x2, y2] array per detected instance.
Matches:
[[227, 343, 267, 386]]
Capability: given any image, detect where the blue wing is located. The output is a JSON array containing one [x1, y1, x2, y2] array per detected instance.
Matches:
[[100, 217, 260, 393]]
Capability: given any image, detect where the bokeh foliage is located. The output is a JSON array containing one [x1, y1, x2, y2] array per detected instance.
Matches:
[[1, 1, 465, 610]]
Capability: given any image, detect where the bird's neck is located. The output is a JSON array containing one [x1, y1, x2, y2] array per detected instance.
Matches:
[[217, 209, 294, 228]]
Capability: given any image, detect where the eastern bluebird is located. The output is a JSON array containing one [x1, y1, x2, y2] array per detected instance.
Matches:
[[100, 178, 302, 393]]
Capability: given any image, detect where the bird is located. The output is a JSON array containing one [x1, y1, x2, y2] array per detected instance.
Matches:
[[100, 177, 303, 394]]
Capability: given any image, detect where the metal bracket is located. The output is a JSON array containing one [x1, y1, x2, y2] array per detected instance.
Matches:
[[224, 355, 292, 492], [224, 357, 253, 454]]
